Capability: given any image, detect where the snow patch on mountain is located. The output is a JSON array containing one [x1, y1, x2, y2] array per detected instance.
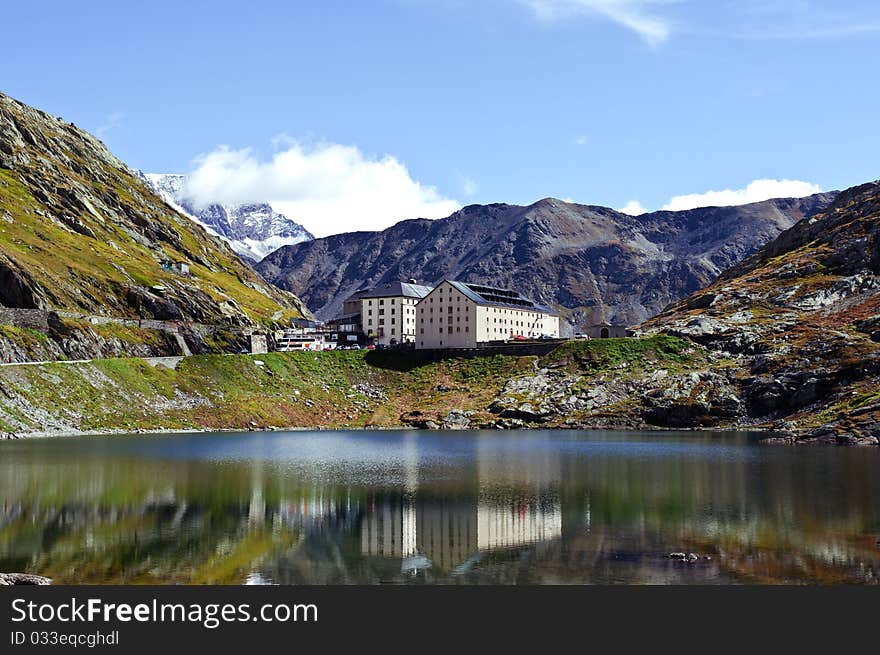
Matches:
[[143, 173, 313, 261]]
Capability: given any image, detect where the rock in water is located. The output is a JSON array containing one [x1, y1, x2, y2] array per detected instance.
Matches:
[[0, 573, 51, 585], [442, 409, 473, 430]]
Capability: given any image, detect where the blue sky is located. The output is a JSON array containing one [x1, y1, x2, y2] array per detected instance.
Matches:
[[4, 0, 879, 235]]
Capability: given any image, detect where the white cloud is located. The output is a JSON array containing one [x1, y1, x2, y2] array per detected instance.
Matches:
[[521, 0, 674, 45], [462, 176, 479, 197], [616, 179, 821, 216], [575, 135, 589, 146], [618, 199, 648, 215], [95, 112, 125, 141], [517, 1, 880, 44], [733, 0, 880, 40], [660, 179, 822, 211], [183, 141, 461, 237]]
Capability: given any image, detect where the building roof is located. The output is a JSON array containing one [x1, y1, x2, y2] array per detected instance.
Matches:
[[291, 318, 322, 328], [348, 281, 434, 301], [443, 280, 558, 316], [326, 312, 361, 324]]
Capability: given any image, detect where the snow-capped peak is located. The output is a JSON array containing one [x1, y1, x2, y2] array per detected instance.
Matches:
[[143, 173, 313, 261]]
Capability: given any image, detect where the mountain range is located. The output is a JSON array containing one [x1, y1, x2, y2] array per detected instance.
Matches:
[[256, 193, 837, 329], [3, 89, 880, 443], [143, 173, 313, 262], [423, 178, 880, 444]]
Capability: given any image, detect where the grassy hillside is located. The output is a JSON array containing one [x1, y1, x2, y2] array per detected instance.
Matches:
[[0, 350, 535, 435], [0, 92, 306, 325]]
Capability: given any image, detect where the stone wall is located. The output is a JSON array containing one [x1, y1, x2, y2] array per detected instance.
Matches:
[[0, 307, 256, 363], [0, 308, 50, 332], [424, 342, 563, 358], [369, 341, 564, 366]]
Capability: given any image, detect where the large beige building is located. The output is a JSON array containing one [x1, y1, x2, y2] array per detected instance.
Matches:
[[354, 280, 433, 346], [416, 280, 559, 349]]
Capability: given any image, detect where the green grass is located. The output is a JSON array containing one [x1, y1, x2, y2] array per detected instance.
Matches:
[[0, 338, 707, 435], [59, 318, 165, 347], [0, 324, 49, 345], [540, 335, 701, 374], [0, 349, 540, 433], [0, 165, 301, 324]]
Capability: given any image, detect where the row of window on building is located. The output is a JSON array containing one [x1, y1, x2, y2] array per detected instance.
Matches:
[[339, 279, 561, 349]]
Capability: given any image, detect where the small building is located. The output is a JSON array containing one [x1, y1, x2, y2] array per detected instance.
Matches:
[[290, 318, 322, 330], [585, 323, 633, 339], [324, 312, 361, 335], [415, 280, 559, 349], [275, 330, 328, 351], [160, 259, 190, 275], [249, 333, 268, 354], [351, 279, 434, 346]]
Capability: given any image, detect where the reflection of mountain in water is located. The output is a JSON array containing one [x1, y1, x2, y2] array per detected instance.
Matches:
[[1, 430, 880, 584]]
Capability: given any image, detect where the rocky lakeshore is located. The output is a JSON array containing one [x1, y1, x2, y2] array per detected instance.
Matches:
[[0, 333, 874, 445]]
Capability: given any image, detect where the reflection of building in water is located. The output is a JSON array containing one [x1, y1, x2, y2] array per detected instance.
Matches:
[[476, 499, 562, 551], [360, 493, 561, 573], [361, 496, 417, 558], [415, 501, 476, 572], [275, 490, 360, 534]]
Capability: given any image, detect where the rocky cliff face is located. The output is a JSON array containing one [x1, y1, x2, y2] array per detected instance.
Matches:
[[0, 92, 307, 325], [256, 194, 835, 329], [144, 173, 313, 262], [639, 180, 880, 444]]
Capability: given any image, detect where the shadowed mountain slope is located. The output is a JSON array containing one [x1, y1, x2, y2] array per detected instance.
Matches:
[[257, 194, 835, 329]]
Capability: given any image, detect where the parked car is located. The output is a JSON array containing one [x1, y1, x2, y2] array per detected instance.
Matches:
[[538, 334, 555, 341], [512, 335, 528, 341], [366, 344, 376, 350], [349, 344, 362, 350], [336, 345, 348, 350]]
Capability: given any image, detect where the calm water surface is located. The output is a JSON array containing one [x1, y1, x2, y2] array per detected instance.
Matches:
[[1, 430, 879, 584]]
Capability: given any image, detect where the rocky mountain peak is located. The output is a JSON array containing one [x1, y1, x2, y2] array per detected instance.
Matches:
[[643, 179, 880, 443], [256, 193, 836, 328], [144, 173, 314, 262]]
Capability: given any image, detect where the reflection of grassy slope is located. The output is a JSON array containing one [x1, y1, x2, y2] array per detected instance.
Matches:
[[0, 350, 534, 433], [192, 531, 295, 585], [5, 512, 297, 584], [2, 450, 879, 584]]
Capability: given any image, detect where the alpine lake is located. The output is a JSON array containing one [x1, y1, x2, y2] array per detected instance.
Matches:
[[2, 429, 879, 584]]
